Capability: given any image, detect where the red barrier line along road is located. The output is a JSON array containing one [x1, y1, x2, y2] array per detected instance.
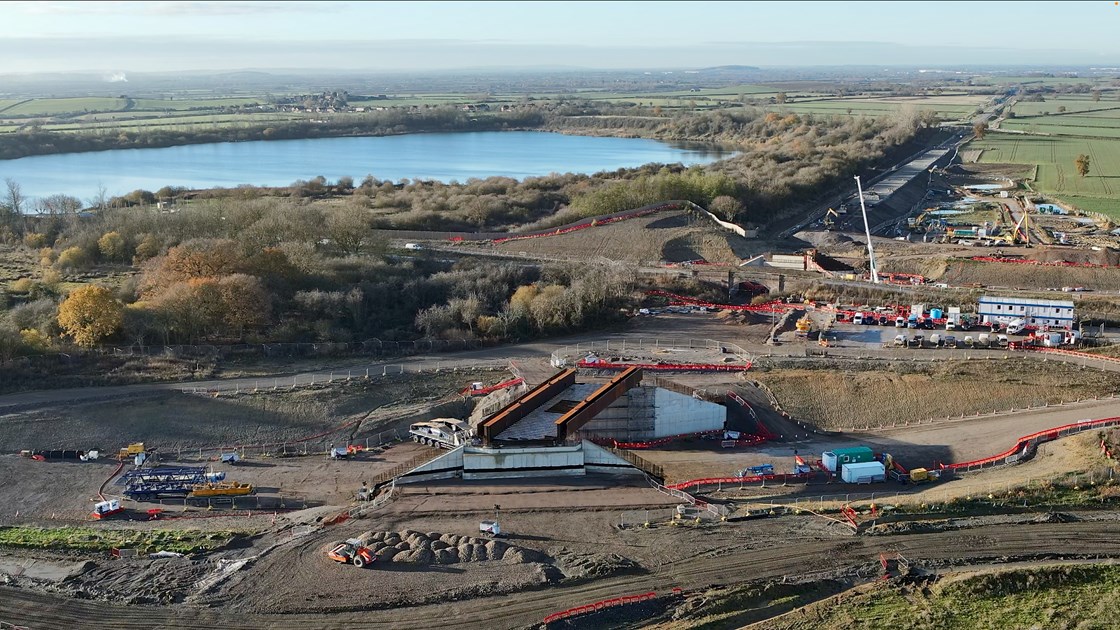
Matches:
[[542, 590, 659, 625], [645, 290, 792, 314], [490, 202, 683, 245], [727, 390, 778, 440], [460, 377, 524, 396], [1019, 345, 1120, 365], [941, 415, 1120, 471], [577, 359, 752, 372], [592, 430, 766, 450], [666, 472, 814, 492], [666, 416, 1120, 491]]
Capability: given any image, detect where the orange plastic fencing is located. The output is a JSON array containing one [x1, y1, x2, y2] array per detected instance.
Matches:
[[578, 359, 752, 372], [460, 377, 525, 396], [941, 415, 1120, 471], [592, 430, 766, 450], [542, 591, 659, 624], [492, 203, 681, 245], [645, 290, 791, 314]]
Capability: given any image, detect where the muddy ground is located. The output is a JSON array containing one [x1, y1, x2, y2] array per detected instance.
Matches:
[[0, 369, 491, 450]]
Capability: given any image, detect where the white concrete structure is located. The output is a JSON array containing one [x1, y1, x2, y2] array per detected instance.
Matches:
[[394, 441, 642, 484], [579, 386, 725, 442], [978, 296, 1074, 328], [398, 445, 464, 484]]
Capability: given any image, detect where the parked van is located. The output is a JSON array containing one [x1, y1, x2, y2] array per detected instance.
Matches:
[[853, 313, 864, 325], [895, 316, 907, 328]]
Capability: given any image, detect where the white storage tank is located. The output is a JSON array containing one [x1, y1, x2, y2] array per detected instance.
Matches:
[[840, 461, 886, 484]]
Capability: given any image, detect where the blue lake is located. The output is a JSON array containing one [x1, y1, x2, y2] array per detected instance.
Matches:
[[0, 131, 732, 203]]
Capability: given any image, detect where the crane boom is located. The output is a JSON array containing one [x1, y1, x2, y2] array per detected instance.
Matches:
[[855, 176, 880, 284]]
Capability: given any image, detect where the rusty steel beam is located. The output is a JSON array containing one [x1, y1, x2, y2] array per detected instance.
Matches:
[[479, 369, 577, 444], [554, 366, 643, 442]]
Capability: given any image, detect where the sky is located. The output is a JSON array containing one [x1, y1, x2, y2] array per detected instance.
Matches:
[[1, 1, 1118, 74]]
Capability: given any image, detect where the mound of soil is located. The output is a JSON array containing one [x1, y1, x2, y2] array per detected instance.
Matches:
[[348, 530, 547, 565], [794, 230, 856, 249]]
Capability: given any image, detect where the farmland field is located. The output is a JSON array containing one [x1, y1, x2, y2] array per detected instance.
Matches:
[[129, 97, 264, 110], [2, 97, 127, 116], [967, 133, 1120, 218]]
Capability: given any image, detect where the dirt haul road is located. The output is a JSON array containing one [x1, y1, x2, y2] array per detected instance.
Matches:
[[3, 521, 1120, 629], [2, 313, 1115, 414]]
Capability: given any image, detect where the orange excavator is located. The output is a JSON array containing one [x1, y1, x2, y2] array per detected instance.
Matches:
[[328, 539, 375, 568]]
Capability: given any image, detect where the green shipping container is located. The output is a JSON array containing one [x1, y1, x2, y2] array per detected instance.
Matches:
[[823, 446, 875, 473]]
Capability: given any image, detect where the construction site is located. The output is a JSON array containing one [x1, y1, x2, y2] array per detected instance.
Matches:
[[5, 292, 1120, 630], [6, 140, 1120, 630]]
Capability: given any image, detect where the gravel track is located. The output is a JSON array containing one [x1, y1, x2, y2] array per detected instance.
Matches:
[[4, 521, 1120, 629]]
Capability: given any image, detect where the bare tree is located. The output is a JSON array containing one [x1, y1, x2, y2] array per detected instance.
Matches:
[[89, 182, 108, 211], [4, 178, 24, 214]]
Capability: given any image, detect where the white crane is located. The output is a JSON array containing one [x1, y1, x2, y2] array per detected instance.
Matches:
[[854, 176, 880, 284]]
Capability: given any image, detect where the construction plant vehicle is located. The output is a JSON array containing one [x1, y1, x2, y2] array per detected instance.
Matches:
[[823, 208, 839, 230], [118, 442, 145, 460], [328, 539, 375, 568], [409, 418, 470, 449], [188, 482, 254, 498], [795, 315, 812, 337]]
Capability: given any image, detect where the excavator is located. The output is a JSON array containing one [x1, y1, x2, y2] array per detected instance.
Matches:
[[823, 208, 840, 230], [988, 213, 1032, 247]]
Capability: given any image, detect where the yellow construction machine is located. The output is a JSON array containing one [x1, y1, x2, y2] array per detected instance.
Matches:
[[823, 208, 840, 230]]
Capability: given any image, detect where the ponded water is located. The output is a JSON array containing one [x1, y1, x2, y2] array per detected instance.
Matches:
[[0, 131, 731, 203]]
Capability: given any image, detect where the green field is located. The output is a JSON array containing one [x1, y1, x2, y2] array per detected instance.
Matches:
[[130, 97, 264, 111], [968, 134, 1120, 217], [770, 564, 1120, 630], [3, 97, 128, 116], [1003, 97, 1120, 138]]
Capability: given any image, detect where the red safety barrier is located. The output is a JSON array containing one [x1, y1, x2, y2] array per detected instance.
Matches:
[[542, 591, 659, 625], [460, 377, 524, 396], [666, 472, 814, 492], [941, 415, 1120, 471], [593, 430, 765, 450], [578, 359, 752, 372], [645, 290, 792, 314], [1017, 345, 1120, 365], [727, 390, 778, 440], [493, 203, 681, 245]]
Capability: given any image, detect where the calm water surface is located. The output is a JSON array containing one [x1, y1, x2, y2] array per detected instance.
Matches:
[[0, 131, 732, 202]]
